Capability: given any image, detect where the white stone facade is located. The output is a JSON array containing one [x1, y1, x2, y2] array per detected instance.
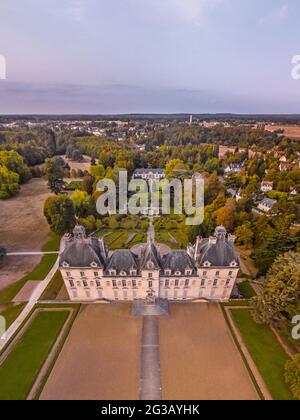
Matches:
[[59, 226, 240, 303]]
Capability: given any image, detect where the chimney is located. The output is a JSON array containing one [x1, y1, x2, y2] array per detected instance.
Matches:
[[209, 236, 217, 245], [228, 234, 236, 244]]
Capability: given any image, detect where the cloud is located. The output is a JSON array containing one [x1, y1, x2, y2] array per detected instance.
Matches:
[[143, 0, 224, 25], [259, 4, 289, 25]]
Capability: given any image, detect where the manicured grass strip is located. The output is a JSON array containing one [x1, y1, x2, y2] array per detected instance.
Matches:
[[231, 309, 293, 400], [21, 254, 57, 282], [238, 281, 257, 299], [0, 311, 69, 400], [220, 305, 264, 400], [40, 271, 64, 301], [0, 304, 26, 328]]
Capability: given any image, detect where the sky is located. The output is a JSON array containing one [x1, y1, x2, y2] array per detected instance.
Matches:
[[0, 0, 300, 114]]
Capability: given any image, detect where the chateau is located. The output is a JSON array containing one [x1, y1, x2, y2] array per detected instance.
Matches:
[[59, 225, 240, 303]]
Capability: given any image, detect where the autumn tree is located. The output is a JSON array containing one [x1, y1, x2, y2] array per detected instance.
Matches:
[[251, 251, 300, 324], [71, 189, 95, 218], [235, 221, 254, 248], [285, 354, 300, 400], [44, 195, 76, 236], [45, 157, 65, 195]]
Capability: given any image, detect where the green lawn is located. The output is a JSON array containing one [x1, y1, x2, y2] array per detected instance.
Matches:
[[0, 234, 59, 305], [0, 304, 26, 328], [238, 281, 257, 299], [40, 271, 63, 301], [231, 309, 293, 400], [0, 311, 69, 400]]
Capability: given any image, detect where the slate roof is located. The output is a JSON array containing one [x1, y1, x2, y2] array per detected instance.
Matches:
[[105, 250, 139, 275], [60, 239, 104, 268], [162, 250, 196, 274], [140, 241, 162, 269], [195, 227, 240, 268], [59, 225, 239, 272], [133, 168, 164, 175]]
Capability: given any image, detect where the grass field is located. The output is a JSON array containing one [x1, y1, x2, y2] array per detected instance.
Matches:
[[0, 311, 69, 400], [40, 271, 63, 301], [231, 309, 293, 400], [0, 303, 26, 328], [0, 234, 59, 306], [238, 281, 257, 299]]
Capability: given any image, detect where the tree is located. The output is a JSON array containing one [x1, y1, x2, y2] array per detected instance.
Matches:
[[215, 199, 237, 231], [90, 164, 105, 179], [82, 174, 95, 195], [285, 354, 300, 400], [252, 216, 298, 275], [251, 251, 300, 324], [71, 189, 94, 218], [0, 246, 6, 257], [44, 195, 76, 236], [0, 165, 20, 199], [45, 157, 65, 195], [0, 150, 31, 184], [165, 159, 188, 178], [235, 222, 254, 248]]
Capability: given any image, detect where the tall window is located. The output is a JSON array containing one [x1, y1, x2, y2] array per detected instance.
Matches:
[[175, 279, 179, 287], [203, 271, 207, 276], [83, 280, 88, 287], [132, 280, 137, 288], [216, 271, 220, 277], [201, 279, 206, 287], [185, 279, 189, 287], [69, 280, 74, 288], [122, 280, 126, 288], [94, 272, 99, 277], [213, 279, 218, 287], [229, 271, 233, 276], [66, 272, 72, 277], [148, 272, 153, 278], [96, 280, 101, 288], [112, 280, 117, 288], [148, 280, 153, 288], [80, 272, 86, 277], [165, 279, 170, 287], [226, 279, 231, 286]]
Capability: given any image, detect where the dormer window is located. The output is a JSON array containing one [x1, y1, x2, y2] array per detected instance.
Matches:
[[91, 262, 98, 268], [230, 261, 238, 267], [109, 270, 116, 276], [62, 262, 70, 268], [185, 270, 192, 275], [147, 261, 154, 269], [203, 261, 212, 267], [130, 270, 137, 276], [165, 269, 171, 276], [175, 271, 181, 276], [120, 271, 127, 276]]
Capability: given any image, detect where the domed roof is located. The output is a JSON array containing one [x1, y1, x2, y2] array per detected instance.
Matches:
[[60, 240, 103, 268], [196, 226, 240, 268]]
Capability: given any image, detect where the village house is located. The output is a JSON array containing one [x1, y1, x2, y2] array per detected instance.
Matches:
[[261, 181, 274, 193], [257, 197, 277, 213]]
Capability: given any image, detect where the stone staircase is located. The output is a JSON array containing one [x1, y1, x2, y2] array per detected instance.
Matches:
[[132, 299, 169, 317]]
